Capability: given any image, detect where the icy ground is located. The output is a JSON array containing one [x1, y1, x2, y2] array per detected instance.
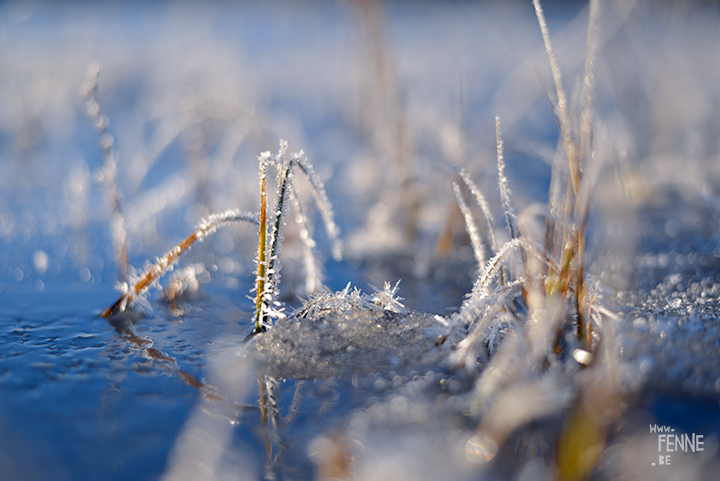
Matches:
[[616, 197, 720, 398]]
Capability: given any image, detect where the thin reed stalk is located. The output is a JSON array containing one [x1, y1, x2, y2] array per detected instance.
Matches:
[[574, 0, 603, 349], [262, 156, 295, 322], [353, 0, 420, 243], [268, 160, 294, 279], [254, 147, 295, 332], [495, 117, 518, 287], [83, 63, 129, 283], [495, 117, 517, 241], [253, 144, 340, 332]]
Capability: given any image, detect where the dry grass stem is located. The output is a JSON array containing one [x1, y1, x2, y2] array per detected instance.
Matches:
[[102, 209, 258, 318], [253, 144, 341, 332], [532, 0, 577, 194], [255, 154, 270, 332]]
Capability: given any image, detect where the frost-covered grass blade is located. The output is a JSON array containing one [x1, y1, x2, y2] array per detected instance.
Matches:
[[102, 209, 258, 318], [252, 142, 343, 333]]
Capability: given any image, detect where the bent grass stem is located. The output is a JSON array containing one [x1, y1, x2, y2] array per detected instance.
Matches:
[[101, 209, 258, 318]]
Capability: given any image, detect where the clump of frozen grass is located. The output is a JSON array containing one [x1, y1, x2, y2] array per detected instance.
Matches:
[[252, 142, 343, 333], [453, 0, 606, 363], [438, 1, 625, 477], [527, 0, 607, 353], [99, 135, 343, 333]]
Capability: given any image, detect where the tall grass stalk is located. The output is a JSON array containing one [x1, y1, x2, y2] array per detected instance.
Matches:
[[353, 0, 419, 242], [255, 153, 270, 333], [574, 0, 603, 350], [532, 0, 602, 352], [532, 0, 576, 194], [83, 63, 129, 283], [263, 154, 294, 322]]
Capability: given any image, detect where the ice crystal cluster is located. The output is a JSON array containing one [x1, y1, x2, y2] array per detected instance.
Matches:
[[247, 282, 448, 379]]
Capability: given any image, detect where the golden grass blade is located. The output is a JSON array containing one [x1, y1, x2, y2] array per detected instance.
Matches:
[[255, 153, 271, 332]]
